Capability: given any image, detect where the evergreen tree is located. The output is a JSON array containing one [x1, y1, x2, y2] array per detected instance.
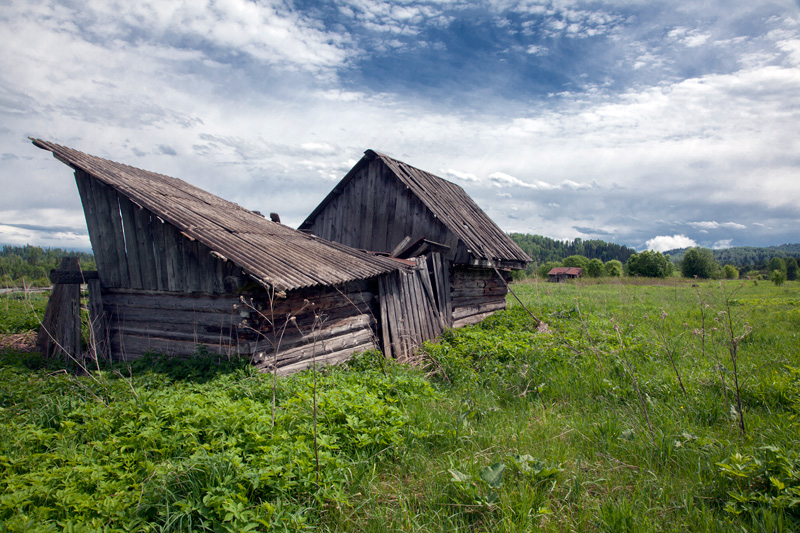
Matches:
[[786, 257, 798, 281]]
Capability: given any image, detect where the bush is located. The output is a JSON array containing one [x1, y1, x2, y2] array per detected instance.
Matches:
[[723, 264, 739, 279], [586, 258, 604, 278], [605, 259, 623, 277], [626, 250, 673, 278], [681, 247, 719, 279], [562, 255, 590, 270]]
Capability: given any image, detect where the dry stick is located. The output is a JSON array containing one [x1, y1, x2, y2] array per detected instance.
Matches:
[[694, 287, 729, 407], [655, 311, 688, 399], [489, 262, 548, 331], [238, 292, 303, 426], [719, 283, 748, 436], [614, 325, 655, 444]]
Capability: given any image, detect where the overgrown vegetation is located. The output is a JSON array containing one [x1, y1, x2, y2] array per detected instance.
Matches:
[[1, 278, 799, 531]]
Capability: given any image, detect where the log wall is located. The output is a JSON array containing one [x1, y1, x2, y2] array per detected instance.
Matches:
[[102, 280, 382, 374], [243, 279, 381, 374], [450, 267, 510, 328]]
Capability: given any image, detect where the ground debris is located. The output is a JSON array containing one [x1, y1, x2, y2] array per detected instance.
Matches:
[[0, 331, 37, 352]]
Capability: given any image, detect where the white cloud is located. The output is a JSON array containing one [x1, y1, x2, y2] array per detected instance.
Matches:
[[445, 168, 479, 182], [489, 172, 535, 188], [646, 235, 697, 252], [713, 239, 734, 249], [688, 221, 747, 230]]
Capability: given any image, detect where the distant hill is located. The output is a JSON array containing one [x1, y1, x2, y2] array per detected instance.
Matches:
[[509, 233, 636, 265], [665, 244, 800, 270]]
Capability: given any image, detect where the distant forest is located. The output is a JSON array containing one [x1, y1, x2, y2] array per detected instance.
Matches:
[[665, 243, 800, 270], [0, 245, 95, 287], [508, 233, 637, 265]]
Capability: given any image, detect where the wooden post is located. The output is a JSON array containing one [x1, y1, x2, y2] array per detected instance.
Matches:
[[87, 278, 110, 362], [37, 257, 82, 363]]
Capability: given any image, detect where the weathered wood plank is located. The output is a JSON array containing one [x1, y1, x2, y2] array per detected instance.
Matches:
[[87, 278, 110, 362], [86, 176, 123, 287], [50, 269, 99, 284], [274, 341, 376, 376], [105, 187, 131, 288], [152, 218, 169, 291], [164, 223, 185, 292], [452, 300, 506, 321], [74, 171, 110, 287], [103, 291, 239, 313], [132, 204, 159, 290], [377, 275, 393, 359], [118, 195, 143, 289], [37, 257, 82, 361], [110, 334, 241, 361]]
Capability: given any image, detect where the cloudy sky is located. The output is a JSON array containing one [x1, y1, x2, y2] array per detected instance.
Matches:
[[1, 0, 799, 253]]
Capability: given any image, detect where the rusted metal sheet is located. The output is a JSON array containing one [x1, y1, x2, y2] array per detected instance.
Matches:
[[32, 138, 405, 292]]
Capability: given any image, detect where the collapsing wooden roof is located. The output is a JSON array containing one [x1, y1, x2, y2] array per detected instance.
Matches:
[[301, 150, 531, 265], [31, 139, 404, 292]]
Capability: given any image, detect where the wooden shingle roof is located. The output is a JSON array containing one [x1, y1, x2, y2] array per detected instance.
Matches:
[[302, 150, 530, 265], [32, 139, 404, 291]]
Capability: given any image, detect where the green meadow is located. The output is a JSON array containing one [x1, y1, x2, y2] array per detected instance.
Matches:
[[1, 278, 798, 531]]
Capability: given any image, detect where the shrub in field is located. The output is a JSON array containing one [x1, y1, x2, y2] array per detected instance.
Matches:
[[772, 269, 786, 286], [723, 264, 739, 279], [586, 258, 604, 278], [681, 247, 719, 279], [626, 250, 673, 278], [605, 259, 623, 277]]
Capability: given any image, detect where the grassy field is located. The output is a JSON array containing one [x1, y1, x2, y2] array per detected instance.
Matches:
[[1, 279, 798, 531]]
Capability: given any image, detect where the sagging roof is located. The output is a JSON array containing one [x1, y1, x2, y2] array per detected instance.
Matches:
[[32, 139, 405, 292], [301, 150, 530, 265]]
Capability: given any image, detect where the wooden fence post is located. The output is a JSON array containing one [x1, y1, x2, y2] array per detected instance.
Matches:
[[37, 257, 82, 363]]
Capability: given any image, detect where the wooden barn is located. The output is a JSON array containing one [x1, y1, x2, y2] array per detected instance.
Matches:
[[32, 139, 449, 372], [299, 150, 531, 328]]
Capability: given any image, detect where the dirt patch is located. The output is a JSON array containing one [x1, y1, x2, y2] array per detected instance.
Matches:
[[0, 331, 37, 352]]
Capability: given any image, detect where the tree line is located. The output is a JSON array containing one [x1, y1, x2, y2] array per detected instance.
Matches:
[[0, 245, 95, 288], [665, 243, 800, 270], [509, 234, 799, 283], [509, 234, 636, 276]]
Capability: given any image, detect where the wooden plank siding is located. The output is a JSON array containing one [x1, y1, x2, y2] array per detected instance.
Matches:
[[305, 158, 456, 257], [377, 266, 442, 360], [450, 267, 510, 328]]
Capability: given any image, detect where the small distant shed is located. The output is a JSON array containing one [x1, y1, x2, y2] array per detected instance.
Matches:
[[548, 267, 583, 283], [300, 150, 531, 328], [33, 139, 446, 372]]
